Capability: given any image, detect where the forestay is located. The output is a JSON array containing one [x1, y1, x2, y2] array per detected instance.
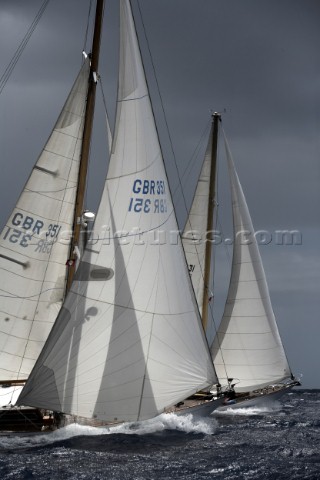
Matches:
[[211, 132, 291, 391], [18, 0, 216, 423], [0, 60, 90, 381]]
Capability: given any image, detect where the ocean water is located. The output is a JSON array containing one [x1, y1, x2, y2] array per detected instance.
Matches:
[[0, 389, 319, 480]]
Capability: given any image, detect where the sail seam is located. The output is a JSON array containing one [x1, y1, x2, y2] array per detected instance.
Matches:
[[3, 205, 75, 224], [24, 187, 77, 197], [47, 128, 83, 141], [106, 152, 160, 180], [118, 94, 148, 103], [67, 291, 199, 317]]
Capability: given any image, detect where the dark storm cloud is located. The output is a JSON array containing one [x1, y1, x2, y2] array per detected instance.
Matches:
[[0, 0, 319, 387]]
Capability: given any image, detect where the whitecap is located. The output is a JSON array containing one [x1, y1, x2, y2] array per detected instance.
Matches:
[[0, 412, 217, 449], [213, 401, 282, 416], [106, 413, 218, 435]]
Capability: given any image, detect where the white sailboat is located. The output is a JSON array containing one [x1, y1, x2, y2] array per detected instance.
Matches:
[[213, 132, 300, 410], [0, 0, 222, 429], [0, 0, 299, 431], [183, 116, 300, 412]]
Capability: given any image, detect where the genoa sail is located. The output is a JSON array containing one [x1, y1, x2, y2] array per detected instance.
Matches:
[[211, 132, 291, 392], [182, 126, 214, 318], [17, 0, 217, 423], [0, 60, 90, 382]]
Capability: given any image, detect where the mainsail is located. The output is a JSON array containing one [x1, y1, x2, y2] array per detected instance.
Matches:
[[17, 0, 217, 423], [0, 60, 90, 382], [211, 132, 291, 391]]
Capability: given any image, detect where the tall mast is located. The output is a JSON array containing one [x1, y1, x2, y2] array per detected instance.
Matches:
[[66, 0, 104, 291], [201, 112, 220, 331]]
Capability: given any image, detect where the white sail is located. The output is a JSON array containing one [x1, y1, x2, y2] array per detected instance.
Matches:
[[0, 60, 90, 381], [182, 128, 213, 317], [17, 0, 217, 423], [211, 132, 291, 391]]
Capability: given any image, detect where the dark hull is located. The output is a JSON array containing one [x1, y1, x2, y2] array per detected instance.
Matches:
[[0, 406, 55, 432]]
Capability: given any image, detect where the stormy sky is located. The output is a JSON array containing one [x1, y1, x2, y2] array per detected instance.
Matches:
[[0, 0, 319, 388]]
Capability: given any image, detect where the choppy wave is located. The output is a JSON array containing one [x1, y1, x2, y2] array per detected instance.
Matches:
[[212, 400, 282, 416], [0, 390, 319, 480], [0, 412, 217, 451]]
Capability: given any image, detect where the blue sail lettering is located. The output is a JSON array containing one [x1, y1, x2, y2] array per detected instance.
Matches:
[[133, 179, 142, 194]]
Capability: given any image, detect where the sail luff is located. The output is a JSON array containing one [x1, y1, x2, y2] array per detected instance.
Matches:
[[211, 131, 291, 392], [66, 0, 105, 291]]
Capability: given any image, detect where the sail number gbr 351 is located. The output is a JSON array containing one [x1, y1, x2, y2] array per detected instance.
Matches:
[[128, 179, 167, 213], [2, 212, 61, 253]]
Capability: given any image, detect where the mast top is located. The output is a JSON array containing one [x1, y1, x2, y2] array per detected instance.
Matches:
[[212, 111, 221, 121]]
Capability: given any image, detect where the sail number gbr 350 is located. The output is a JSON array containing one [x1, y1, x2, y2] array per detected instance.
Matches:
[[128, 179, 167, 213]]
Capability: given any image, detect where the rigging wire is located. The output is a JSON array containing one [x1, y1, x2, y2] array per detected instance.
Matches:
[[177, 120, 211, 209], [99, 75, 113, 150], [135, 1, 230, 386], [82, 0, 94, 55], [136, 0, 198, 227], [135, 0, 213, 223], [82, 78, 110, 212], [0, 0, 50, 96], [81, 0, 106, 209], [79, 0, 95, 208], [129, 1, 213, 231], [134, 1, 219, 341]]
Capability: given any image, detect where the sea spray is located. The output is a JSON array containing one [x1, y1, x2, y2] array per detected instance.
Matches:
[[0, 412, 217, 450], [212, 400, 282, 417]]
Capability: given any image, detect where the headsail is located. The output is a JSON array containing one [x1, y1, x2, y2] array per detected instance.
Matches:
[[182, 114, 219, 328], [0, 60, 90, 382], [211, 132, 291, 391], [17, 0, 217, 423]]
